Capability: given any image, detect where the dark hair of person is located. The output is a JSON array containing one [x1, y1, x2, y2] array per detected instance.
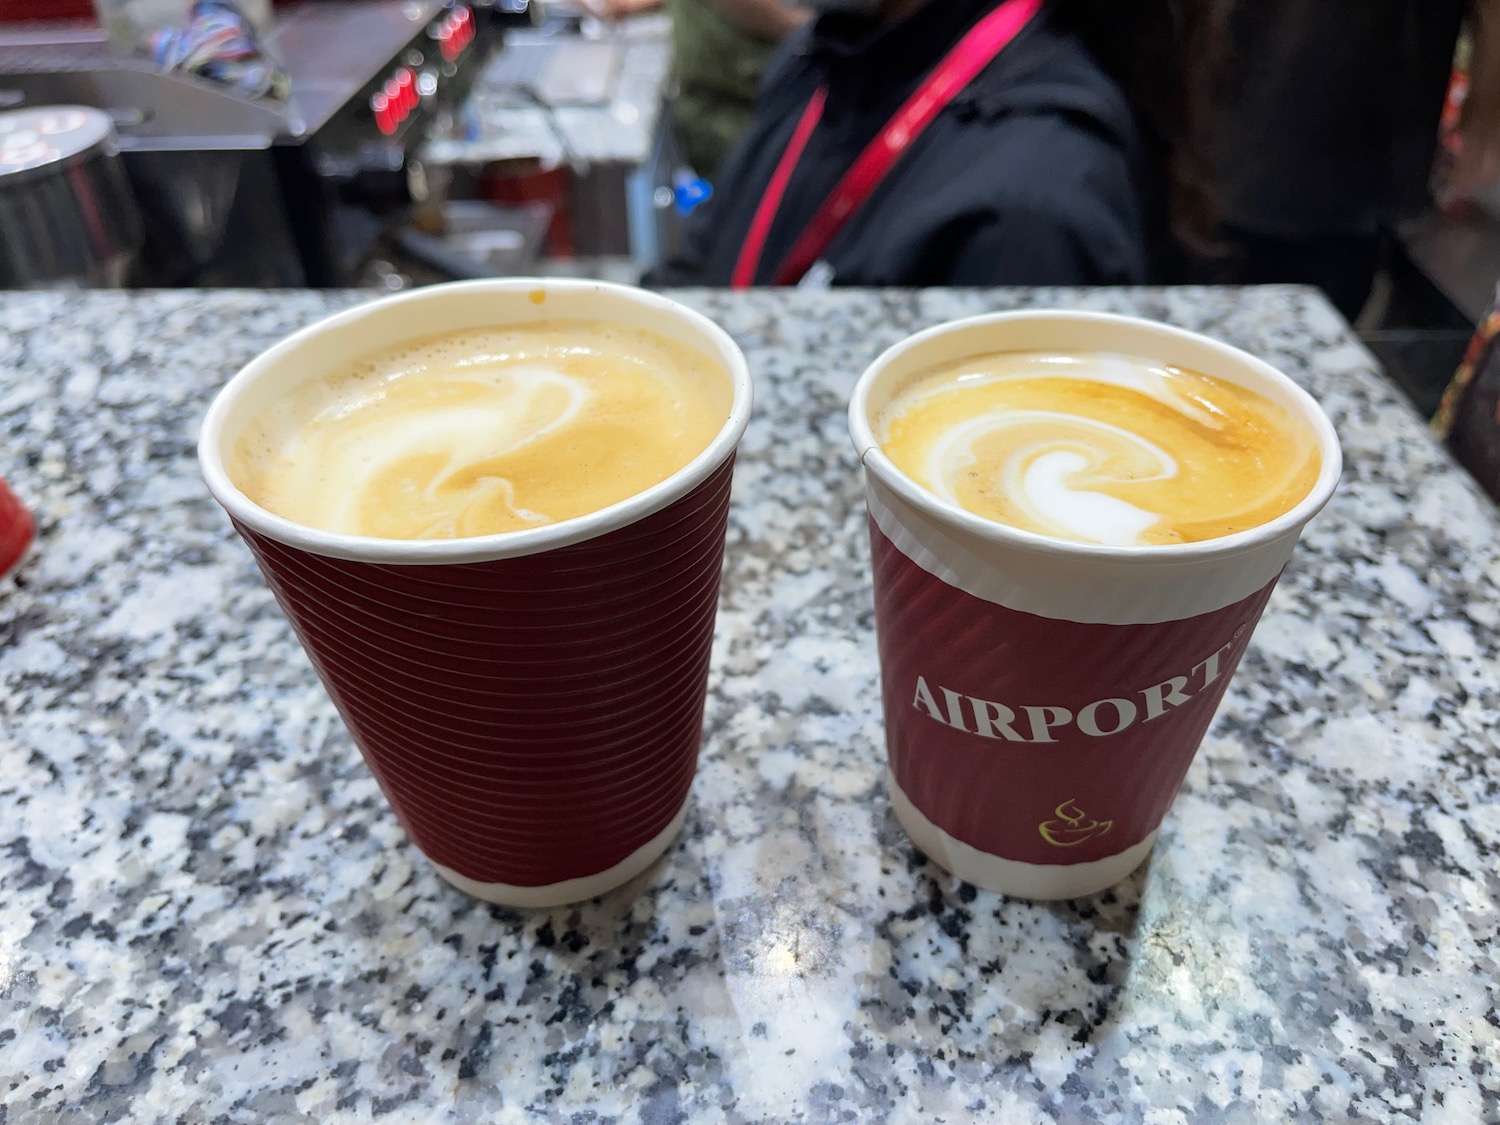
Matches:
[[1048, 0, 1230, 272]]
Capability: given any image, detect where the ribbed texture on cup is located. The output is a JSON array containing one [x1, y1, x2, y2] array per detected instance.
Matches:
[[0, 476, 34, 579], [234, 456, 736, 889]]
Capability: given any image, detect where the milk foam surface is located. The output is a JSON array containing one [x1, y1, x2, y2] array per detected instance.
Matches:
[[877, 351, 1321, 546], [230, 321, 729, 539]]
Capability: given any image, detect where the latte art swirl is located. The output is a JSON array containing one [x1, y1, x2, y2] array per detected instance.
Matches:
[[878, 352, 1321, 546], [929, 411, 1179, 545], [231, 322, 730, 540]]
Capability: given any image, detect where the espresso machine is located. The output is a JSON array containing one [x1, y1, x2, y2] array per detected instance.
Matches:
[[0, 1, 486, 286]]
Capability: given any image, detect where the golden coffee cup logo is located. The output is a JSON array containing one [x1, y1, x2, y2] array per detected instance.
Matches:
[[1038, 799, 1112, 848], [877, 351, 1322, 546], [230, 322, 731, 539]]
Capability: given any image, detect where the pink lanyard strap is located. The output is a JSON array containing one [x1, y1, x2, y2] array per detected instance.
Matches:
[[730, 0, 1043, 288]]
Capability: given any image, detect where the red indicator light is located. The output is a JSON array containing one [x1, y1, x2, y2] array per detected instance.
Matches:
[[397, 68, 417, 113], [451, 18, 471, 53], [372, 92, 395, 135], [437, 8, 474, 60]]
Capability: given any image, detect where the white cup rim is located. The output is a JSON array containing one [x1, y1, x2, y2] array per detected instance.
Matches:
[[848, 308, 1343, 565], [199, 279, 753, 564]]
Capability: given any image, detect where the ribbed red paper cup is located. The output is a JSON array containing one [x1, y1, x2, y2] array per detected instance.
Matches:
[[0, 474, 34, 581], [199, 280, 752, 907], [849, 311, 1342, 900]]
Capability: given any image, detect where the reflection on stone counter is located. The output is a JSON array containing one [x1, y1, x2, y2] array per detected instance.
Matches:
[[0, 287, 1497, 1122]]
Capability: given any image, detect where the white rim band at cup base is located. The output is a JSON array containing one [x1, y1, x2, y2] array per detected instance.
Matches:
[[889, 771, 1157, 900], [431, 796, 691, 908]]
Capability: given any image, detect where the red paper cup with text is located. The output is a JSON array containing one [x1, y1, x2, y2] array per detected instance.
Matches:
[[0, 473, 34, 581], [199, 280, 752, 908], [849, 311, 1342, 900]]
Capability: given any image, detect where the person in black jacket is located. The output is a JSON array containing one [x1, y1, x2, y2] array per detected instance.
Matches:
[[650, 0, 1219, 288], [1193, 0, 1480, 321]]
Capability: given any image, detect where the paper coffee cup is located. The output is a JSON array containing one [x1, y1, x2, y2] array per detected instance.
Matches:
[[849, 311, 1342, 900], [0, 474, 34, 581], [199, 280, 752, 907]]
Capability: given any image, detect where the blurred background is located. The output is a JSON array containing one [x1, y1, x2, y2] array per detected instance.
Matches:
[[0, 0, 1498, 444], [0, 0, 670, 290]]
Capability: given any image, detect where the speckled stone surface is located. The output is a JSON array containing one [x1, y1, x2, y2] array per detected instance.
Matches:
[[1, 287, 1497, 1124]]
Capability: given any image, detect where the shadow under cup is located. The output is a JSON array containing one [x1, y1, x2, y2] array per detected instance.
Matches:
[[199, 280, 753, 908], [849, 311, 1343, 901]]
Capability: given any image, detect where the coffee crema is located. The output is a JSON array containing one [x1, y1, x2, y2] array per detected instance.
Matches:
[[230, 321, 729, 539], [877, 351, 1322, 546]]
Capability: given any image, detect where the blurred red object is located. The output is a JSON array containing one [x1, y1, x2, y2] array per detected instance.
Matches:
[[1442, 66, 1470, 150], [0, 0, 96, 20], [0, 474, 34, 580], [482, 167, 576, 258]]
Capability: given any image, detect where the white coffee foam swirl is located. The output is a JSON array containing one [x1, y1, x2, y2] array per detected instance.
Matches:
[[234, 323, 730, 540], [926, 411, 1177, 546], [931, 353, 1224, 428], [880, 352, 1277, 547], [310, 364, 588, 536]]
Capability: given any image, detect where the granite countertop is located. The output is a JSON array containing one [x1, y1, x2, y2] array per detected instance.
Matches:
[[1, 287, 1497, 1123]]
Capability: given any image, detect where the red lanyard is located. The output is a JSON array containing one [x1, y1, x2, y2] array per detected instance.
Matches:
[[730, 0, 1043, 288]]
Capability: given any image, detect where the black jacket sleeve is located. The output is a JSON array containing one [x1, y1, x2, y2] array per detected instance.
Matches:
[[944, 199, 1143, 286], [938, 116, 1147, 286]]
